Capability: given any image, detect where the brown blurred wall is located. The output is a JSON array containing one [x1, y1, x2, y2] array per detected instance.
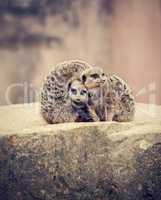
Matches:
[[111, 0, 161, 104], [1, 0, 161, 105]]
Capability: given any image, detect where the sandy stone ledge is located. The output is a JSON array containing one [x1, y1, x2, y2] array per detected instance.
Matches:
[[0, 103, 161, 200]]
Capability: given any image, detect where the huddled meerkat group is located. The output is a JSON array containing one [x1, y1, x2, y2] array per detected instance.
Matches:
[[40, 60, 135, 123]]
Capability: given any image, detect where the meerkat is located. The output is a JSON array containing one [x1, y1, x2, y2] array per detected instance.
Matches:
[[40, 60, 98, 123], [81, 67, 108, 121], [68, 79, 99, 122], [81, 67, 135, 122], [106, 74, 135, 122]]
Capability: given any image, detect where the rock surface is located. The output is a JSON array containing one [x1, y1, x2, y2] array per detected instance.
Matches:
[[0, 103, 161, 200]]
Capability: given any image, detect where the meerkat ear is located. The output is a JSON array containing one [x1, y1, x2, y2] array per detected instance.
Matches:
[[67, 82, 72, 91], [81, 74, 87, 83]]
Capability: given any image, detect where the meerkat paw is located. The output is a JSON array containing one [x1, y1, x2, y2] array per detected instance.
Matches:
[[89, 108, 100, 122], [106, 105, 115, 121], [112, 113, 133, 122], [106, 113, 114, 121]]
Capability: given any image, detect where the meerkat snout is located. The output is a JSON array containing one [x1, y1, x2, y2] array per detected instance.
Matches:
[[80, 67, 107, 89]]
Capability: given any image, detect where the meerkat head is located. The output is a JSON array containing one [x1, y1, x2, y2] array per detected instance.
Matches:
[[68, 79, 89, 107], [80, 67, 107, 90]]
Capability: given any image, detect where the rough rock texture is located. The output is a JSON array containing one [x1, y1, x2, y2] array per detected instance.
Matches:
[[0, 103, 161, 200]]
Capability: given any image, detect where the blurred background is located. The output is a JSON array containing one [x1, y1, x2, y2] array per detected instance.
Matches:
[[1, 0, 161, 105]]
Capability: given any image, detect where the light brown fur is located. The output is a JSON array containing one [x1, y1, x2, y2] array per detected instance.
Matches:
[[40, 60, 99, 123], [81, 67, 135, 122]]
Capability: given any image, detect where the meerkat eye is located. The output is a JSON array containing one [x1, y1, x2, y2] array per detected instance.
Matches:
[[102, 73, 105, 76], [81, 90, 87, 95], [71, 88, 77, 95], [90, 73, 99, 79]]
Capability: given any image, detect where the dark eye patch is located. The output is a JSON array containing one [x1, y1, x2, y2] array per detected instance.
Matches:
[[90, 73, 99, 79], [71, 88, 77, 94], [81, 90, 87, 95]]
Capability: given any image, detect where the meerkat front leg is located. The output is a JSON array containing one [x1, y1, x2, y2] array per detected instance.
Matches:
[[88, 106, 100, 122], [103, 106, 108, 121], [106, 105, 115, 121]]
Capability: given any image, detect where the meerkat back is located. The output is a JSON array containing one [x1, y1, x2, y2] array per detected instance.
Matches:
[[40, 60, 92, 123], [106, 74, 135, 122]]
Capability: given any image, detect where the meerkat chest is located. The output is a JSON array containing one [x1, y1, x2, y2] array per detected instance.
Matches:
[[72, 104, 93, 122], [90, 88, 106, 106]]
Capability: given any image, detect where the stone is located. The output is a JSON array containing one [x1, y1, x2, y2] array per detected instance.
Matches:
[[0, 103, 161, 200]]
